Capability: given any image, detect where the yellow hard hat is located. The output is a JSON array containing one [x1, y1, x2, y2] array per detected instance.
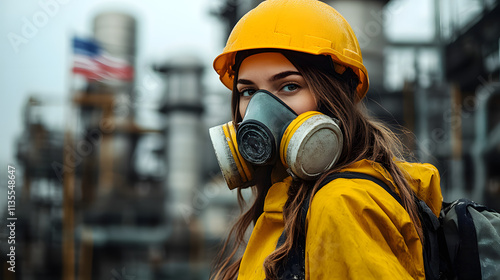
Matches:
[[213, 0, 370, 99]]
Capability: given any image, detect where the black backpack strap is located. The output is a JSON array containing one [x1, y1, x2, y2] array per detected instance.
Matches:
[[275, 172, 402, 280], [453, 199, 481, 280], [417, 200, 441, 280]]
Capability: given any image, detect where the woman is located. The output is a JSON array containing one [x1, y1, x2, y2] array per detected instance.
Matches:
[[209, 0, 442, 279]]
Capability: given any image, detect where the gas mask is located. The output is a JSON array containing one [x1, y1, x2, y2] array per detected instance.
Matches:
[[209, 90, 343, 189]]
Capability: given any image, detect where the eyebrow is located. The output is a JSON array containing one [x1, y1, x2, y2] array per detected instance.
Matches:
[[270, 71, 302, 81], [236, 70, 303, 85]]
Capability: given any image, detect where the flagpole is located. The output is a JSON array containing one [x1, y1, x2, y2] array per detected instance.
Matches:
[[63, 33, 78, 280], [62, 35, 136, 279]]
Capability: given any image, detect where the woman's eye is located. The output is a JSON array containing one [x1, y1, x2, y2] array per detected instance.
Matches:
[[282, 84, 299, 92], [239, 89, 256, 97]]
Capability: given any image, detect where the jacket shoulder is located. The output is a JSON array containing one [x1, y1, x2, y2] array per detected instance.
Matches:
[[310, 177, 408, 219], [305, 176, 425, 279], [398, 161, 442, 216]]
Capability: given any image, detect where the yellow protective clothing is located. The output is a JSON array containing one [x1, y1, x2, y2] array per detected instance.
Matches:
[[213, 0, 370, 100], [237, 159, 442, 279]]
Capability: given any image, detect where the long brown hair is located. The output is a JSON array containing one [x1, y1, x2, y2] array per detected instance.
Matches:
[[210, 49, 422, 280]]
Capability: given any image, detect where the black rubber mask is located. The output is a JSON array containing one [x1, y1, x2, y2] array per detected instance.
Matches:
[[236, 90, 298, 165]]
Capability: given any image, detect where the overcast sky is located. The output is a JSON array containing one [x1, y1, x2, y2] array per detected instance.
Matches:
[[0, 0, 436, 168], [0, 0, 228, 167]]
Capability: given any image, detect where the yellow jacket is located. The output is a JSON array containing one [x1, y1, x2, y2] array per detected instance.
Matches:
[[238, 159, 442, 279]]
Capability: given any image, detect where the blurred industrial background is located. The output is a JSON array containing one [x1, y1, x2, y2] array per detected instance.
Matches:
[[1, 0, 500, 279]]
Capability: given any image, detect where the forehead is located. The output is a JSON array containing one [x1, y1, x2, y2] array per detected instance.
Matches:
[[238, 52, 298, 77]]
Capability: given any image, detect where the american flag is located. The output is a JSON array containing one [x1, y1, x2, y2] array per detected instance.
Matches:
[[72, 37, 134, 81]]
